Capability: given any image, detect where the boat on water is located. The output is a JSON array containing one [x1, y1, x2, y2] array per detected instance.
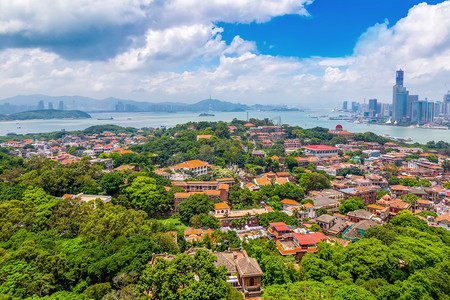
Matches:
[[381, 134, 412, 142], [97, 116, 114, 120]]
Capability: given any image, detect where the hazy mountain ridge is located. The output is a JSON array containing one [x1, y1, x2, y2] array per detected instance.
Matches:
[[0, 95, 299, 113]]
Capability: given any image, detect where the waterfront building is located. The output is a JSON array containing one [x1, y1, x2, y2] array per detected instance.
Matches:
[[342, 101, 348, 111], [368, 99, 377, 117], [392, 69, 409, 122]]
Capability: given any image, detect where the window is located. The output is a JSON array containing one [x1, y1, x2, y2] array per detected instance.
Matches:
[[249, 278, 255, 286]]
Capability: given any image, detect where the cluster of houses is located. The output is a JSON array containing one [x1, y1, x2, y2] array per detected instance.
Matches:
[[2, 124, 450, 300]]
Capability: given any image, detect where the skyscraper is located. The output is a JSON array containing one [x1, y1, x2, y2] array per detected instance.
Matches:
[[368, 99, 377, 117], [37, 100, 44, 110], [351, 101, 359, 112], [58, 100, 64, 110], [396, 69, 403, 86], [48, 102, 54, 110], [393, 69, 409, 122], [342, 101, 348, 111], [406, 95, 418, 120]]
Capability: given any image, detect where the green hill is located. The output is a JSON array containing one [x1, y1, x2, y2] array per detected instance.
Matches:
[[0, 110, 91, 121]]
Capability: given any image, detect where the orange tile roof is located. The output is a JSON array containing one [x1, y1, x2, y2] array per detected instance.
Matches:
[[254, 176, 271, 186], [184, 229, 202, 236], [304, 203, 314, 208], [281, 199, 299, 205], [215, 202, 230, 210], [275, 177, 289, 185], [177, 159, 209, 169]]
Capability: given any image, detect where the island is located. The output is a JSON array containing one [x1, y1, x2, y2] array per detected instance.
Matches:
[[0, 109, 91, 121]]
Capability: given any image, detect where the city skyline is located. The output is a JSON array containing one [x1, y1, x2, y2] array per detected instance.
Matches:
[[0, 1, 449, 106]]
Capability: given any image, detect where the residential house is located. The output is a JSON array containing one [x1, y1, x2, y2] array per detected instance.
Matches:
[[342, 220, 378, 241], [151, 248, 264, 299], [169, 159, 211, 177], [276, 230, 329, 262], [436, 213, 450, 231], [346, 209, 374, 223], [340, 186, 377, 205]]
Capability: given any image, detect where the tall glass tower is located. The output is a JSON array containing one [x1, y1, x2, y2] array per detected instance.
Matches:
[[393, 69, 408, 121]]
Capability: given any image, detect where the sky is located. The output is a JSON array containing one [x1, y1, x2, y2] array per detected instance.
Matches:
[[0, 0, 449, 107]]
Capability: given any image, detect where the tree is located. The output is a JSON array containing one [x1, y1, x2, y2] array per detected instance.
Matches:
[[337, 167, 364, 177], [298, 173, 331, 192], [284, 156, 298, 171], [100, 172, 124, 195], [333, 285, 376, 300], [84, 283, 112, 300], [178, 194, 214, 223], [269, 195, 282, 211], [316, 207, 328, 217], [309, 223, 322, 233], [263, 281, 333, 300], [338, 197, 365, 214], [138, 249, 229, 300], [442, 159, 450, 173], [443, 182, 450, 189], [125, 176, 170, 216], [388, 176, 400, 185], [258, 212, 298, 228], [399, 193, 419, 205], [79, 202, 147, 242]]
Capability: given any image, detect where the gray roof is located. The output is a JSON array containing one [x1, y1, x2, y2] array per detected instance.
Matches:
[[328, 219, 348, 233], [347, 209, 373, 219], [353, 219, 378, 230], [344, 220, 377, 238], [311, 196, 340, 207], [340, 188, 356, 194], [236, 256, 263, 277], [315, 214, 335, 223]]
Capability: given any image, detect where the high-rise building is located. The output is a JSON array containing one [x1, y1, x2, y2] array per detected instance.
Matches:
[[368, 99, 377, 117], [48, 102, 54, 110], [443, 92, 450, 116], [393, 69, 409, 122], [37, 100, 44, 110], [115, 101, 124, 112], [411, 100, 436, 123], [406, 95, 418, 120], [342, 101, 348, 111], [396, 69, 404, 86], [351, 101, 359, 112], [58, 100, 64, 110]]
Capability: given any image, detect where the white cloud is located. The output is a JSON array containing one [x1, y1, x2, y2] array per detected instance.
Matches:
[[0, 0, 449, 108]]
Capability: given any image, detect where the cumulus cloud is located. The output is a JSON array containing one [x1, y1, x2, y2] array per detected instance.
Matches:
[[0, 0, 449, 107], [0, 0, 312, 60]]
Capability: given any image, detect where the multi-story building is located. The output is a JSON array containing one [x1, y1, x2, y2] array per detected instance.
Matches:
[[302, 145, 339, 157], [169, 159, 211, 177], [340, 186, 377, 204]]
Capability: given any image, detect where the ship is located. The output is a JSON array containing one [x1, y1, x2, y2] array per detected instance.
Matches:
[[97, 116, 114, 120]]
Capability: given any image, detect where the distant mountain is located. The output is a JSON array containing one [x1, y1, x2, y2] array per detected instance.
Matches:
[[0, 110, 91, 121], [0, 94, 298, 113]]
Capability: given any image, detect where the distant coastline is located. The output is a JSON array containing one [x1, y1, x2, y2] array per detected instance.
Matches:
[[0, 110, 91, 121]]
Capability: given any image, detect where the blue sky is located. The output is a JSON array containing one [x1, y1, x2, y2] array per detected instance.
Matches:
[[219, 0, 443, 58], [0, 0, 449, 106]]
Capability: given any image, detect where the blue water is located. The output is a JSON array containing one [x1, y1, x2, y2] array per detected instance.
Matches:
[[0, 110, 448, 144]]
